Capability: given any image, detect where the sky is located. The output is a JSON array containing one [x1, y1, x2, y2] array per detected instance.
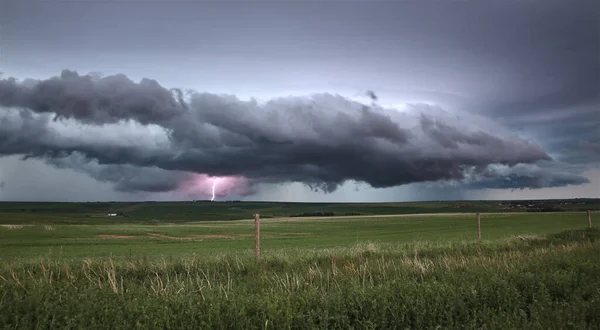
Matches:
[[0, 0, 598, 202]]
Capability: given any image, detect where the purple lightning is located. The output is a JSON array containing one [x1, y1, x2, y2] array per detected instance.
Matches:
[[181, 174, 250, 200], [211, 178, 220, 201]]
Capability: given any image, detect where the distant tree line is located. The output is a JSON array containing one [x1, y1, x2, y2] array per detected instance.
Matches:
[[526, 206, 566, 212]]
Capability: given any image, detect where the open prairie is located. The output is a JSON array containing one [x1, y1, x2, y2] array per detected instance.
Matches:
[[0, 209, 596, 260], [0, 201, 599, 328]]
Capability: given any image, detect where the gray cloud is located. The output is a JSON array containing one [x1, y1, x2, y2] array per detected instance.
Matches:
[[491, 102, 600, 169], [0, 0, 596, 201], [552, 138, 600, 169], [0, 71, 588, 194], [468, 0, 600, 173], [46, 154, 191, 193], [0, 70, 185, 125], [460, 164, 590, 190], [581, 140, 600, 155], [365, 90, 378, 102]]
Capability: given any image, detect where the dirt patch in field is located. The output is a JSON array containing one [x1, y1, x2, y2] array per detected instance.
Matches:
[[148, 233, 252, 240], [98, 234, 137, 239], [262, 213, 492, 223], [0, 224, 26, 230], [97, 232, 307, 240], [0, 224, 36, 230], [97, 233, 251, 240]]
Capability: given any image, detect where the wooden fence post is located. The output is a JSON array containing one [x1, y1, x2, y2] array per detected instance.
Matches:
[[588, 210, 592, 229], [254, 213, 260, 257], [477, 213, 481, 239]]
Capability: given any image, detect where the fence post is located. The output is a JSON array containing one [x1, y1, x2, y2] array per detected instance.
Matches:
[[254, 213, 260, 257], [588, 210, 592, 229], [477, 213, 481, 239]]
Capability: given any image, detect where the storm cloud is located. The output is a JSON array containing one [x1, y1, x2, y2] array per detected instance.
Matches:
[[0, 71, 185, 125], [45, 154, 191, 193], [456, 164, 591, 190], [0, 71, 587, 194]]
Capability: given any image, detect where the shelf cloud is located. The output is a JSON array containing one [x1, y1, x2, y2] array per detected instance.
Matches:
[[1, 71, 588, 194]]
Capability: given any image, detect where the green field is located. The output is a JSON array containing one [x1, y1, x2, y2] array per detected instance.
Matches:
[[0, 212, 596, 261], [0, 201, 599, 328]]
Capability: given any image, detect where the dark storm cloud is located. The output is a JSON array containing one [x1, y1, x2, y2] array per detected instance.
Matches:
[[459, 165, 590, 190], [0, 109, 164, 164], [0, 70, 185, 125], [46, 154, 191, 193], [0, 71, 581, 194]]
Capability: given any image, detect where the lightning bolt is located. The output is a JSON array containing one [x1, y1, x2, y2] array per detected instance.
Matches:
[[211, 177, 219, 201]]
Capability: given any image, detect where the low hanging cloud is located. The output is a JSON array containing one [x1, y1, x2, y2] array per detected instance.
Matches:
[[442, 164, 591, 190], [45, 153, 255, 198], [0, 70, 590, 194], [46, 154, 191, 193]]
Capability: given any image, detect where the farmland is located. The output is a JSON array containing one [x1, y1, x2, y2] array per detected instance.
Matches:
[[0, 200, 599, 328], [1, 198, 599, 224]]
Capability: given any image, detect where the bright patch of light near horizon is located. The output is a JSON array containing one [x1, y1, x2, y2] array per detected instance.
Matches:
[[381, 103, 411, 112], [180, 174, 252, 200]]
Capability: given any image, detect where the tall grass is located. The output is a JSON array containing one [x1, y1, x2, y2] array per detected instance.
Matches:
[[1, 229, 599, 329]]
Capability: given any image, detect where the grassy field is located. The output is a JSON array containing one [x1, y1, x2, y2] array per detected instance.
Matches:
[[0, 201, 599, 328], [0, 212, 595, 260], [0, 228, 599, 329]]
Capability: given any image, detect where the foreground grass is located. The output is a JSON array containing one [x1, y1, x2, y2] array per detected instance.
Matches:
[[1, 229, 599, 329]]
